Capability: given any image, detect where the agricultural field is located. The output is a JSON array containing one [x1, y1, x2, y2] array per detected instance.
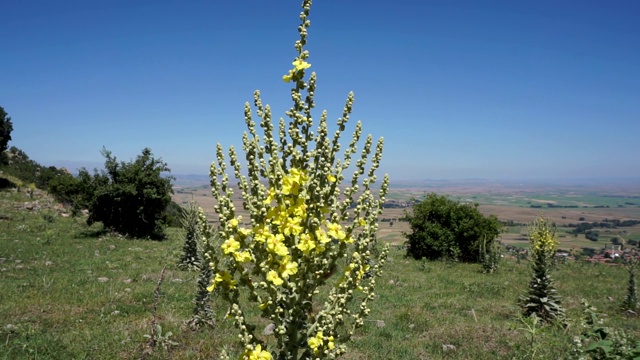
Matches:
[[173, 178, 640, 253]]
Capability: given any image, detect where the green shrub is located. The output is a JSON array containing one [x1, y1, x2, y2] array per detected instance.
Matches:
[[0, 146, 70, 189], [81, 147, 173, 240], [163, 200, 183, 228], [403, 193, 502, 262], [48, 173, 83, 205]]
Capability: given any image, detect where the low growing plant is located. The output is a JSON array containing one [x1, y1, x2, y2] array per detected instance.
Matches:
[[203, 1, 389, 358], [480, 236, 502, 274], [571, 298, 640, 359]]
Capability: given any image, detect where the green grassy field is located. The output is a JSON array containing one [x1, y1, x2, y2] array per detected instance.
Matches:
[[2, 188, 640, 359]]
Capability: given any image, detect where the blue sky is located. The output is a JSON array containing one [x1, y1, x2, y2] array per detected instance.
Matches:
[[2, 0, 639, 181]]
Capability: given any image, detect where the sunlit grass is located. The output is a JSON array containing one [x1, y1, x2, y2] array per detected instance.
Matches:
[[1, 189, 638, 359]]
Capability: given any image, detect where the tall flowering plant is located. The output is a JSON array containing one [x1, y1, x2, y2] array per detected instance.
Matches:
[[203, 1, 389, 358], [519, 216, 565, 323]]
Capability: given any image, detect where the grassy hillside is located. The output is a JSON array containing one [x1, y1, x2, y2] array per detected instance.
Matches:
[[2, 188, 640, 359]]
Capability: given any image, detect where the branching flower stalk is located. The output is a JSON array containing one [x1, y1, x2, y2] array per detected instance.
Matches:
[[204, 1, 389, 359]]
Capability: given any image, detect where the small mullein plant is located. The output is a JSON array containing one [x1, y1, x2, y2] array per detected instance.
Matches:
[[519, 216, 565, 323], [179, 201, 202, 270], [203, 1, 389, 359], [185, 206, 219, 330], [621, 253, 639, 312], [480, 236, 502, 274]]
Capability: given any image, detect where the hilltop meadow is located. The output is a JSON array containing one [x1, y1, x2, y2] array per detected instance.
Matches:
[[2, 178, 640, 359]]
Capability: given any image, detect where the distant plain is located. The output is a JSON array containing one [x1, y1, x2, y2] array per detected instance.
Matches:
[[172, 177, 640, 252]]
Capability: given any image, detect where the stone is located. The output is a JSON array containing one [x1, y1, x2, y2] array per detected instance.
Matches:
[[443, 344, 456, 352], [263, 323, 276, 335]]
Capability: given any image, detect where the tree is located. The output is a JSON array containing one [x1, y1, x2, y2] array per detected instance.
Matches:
[[81, 147, 173, 239], [0, 106, 14, 164], [0, 146, 70, 190], [404, 193, 502, 262]]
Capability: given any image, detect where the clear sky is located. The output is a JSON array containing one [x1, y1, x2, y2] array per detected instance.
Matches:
[[2, 0, 639, 181]]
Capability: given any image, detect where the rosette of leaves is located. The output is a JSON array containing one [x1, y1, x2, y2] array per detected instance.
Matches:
[[203, 1, 389, 358], [571, 298, 640, 359], [519, 217, 565, 323]]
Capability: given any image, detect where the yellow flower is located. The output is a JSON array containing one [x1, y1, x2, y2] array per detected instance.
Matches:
[[282, 70, 294, 83], [282, 176, 300, 195], [264, 188, 276, 204], [358, 218, 367, 227], [326, 222, 346, 241], [266, 270, 283, 286], [327, 174, 336, 183], [327, 336, 335, 350], [283, 60, 311, 83], [315, 228, 331, 244], [233, 250, 252, 263], [296, 233, 316, 254], [242, 344, 272, 360], [356, 265, 370, 281], [267, 234, 289, 257], [238, 227, 252, 237], [253, 224, 270, 243], [282, 167, 309, 195], [307, 331, 323, 354], [229, 217, 239, 228], [279, 256, 298, 278], [282, 217, 303, 236], [292, 59, 311, 71], [288, 198, 308, 218], [209, 271, 237, 292], [219, 271, 237, 288], [221, 237, 241, 254]]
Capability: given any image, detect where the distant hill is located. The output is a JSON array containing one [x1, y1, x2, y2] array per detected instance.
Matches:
[[172, 174, 210, 188]]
